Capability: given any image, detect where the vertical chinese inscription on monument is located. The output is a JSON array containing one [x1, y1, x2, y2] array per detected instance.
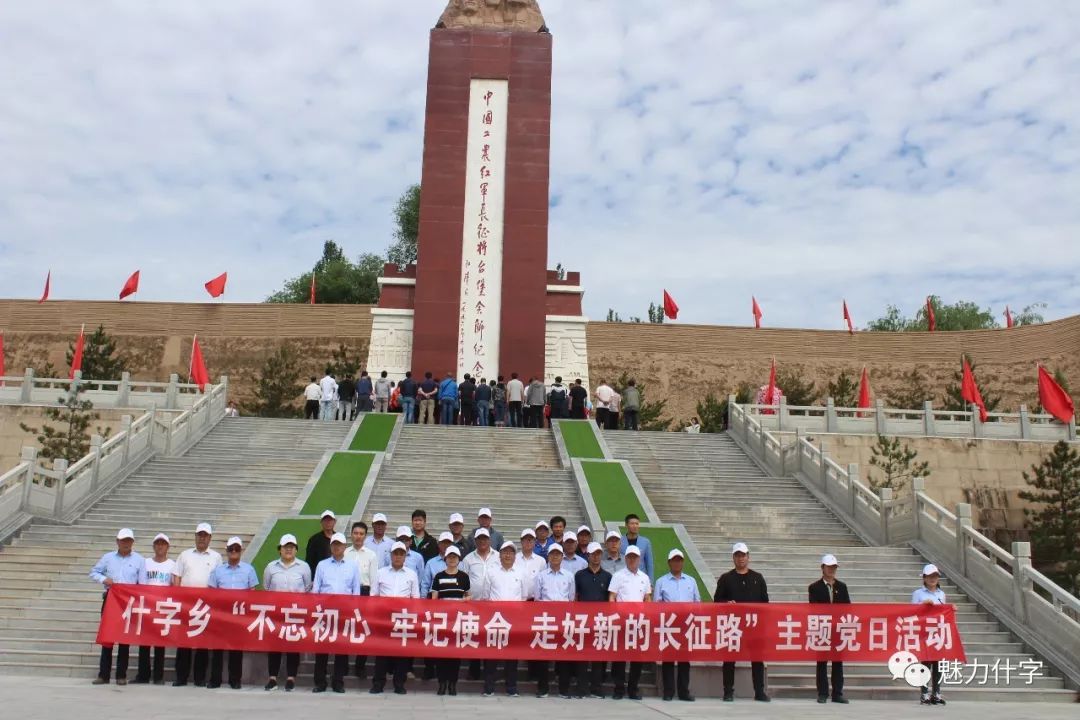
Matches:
[[458, 79, 507, 380]]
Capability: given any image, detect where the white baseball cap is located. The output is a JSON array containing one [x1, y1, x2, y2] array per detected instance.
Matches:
[[116, 528, 134, 540], [478, 507, 493, 518], [395, 525, 411, 538], [605, 530, 621, 541], [732, 542, 750, 554], [520, 528, 536, 538], [586, 542, 603, 554], [561, 533, 578, 544], [372, 513, 388, 524], [445, 545, 461, 558], [438, 531, 454, 543], [535, 520, 550, 530], [226, 536, 243, 549], [668, 548, 685, 560], [576, 525, 591, 535], [196, 522, 213, 535], [922, 564, 940, 576], [625, 545, 642, 557], [821, 554, 839, 566], [391, 541, 408, 553], [153, 533, 170, 544], [547, 544, 564, 555], [330, 532, 347, 545], [320, 510, 336, 520], [449, 513, 465, 525], [500, 541, 517, 552], [279, 534, 298, 547], [474, 528, 490, 538]]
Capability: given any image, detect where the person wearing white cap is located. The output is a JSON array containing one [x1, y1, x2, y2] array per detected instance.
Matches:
[[602, 530, 625, 575], [172, 523, 222, 687], [370, 541, 421, 695], [608, 545, 652, 700], [655, 548, 701, 702], [421, 532, 456, 599], [913, 564, 947, 705], [533, 520, 553, 559], [343, 523, 378, 686], [134, 533, 174, 684], [466, 507, 504, 553], [713, 542, 769, 702], [483, 541, 526, 697], [461, 527, 499, 680], [263, 533, 311, 692], [431, 545, 470, 695], [533, 543, 577, 698], [575, 541, 612, 698], [393, 525, 427, 577], [575, 525, 593, 559], [809, 554, 850, 704], [312, 532, 359, 693], [365, 512, 394, 566], [89, 528, 144, 686], [207, 537, 258, 689], [305, 510, 338, 571], [514, 528, 546, 600], [619, 514, 654, 579], [559, 531, 588, 574], [447, 513, 469, 554]]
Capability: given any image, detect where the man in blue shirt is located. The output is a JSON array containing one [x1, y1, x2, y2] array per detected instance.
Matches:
[[312, 533, 358, 693], [654, 548, 701, 702], [438, 372, 459, 425], [206, 537, 258, 689], [356, 371, 374, 412], [393, 526, 426, 575], [90, 528, 144, 686], [620, 514, 654, 579]]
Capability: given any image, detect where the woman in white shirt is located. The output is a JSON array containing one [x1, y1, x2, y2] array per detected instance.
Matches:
[[262, 534, 312, 692], [911, 564, 947, 706], [134, 533, 175, 684]]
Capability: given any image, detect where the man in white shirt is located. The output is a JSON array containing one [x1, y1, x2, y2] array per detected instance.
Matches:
[[608, 545, 651, 700], [319, 371, 338, 423], [560, 533, 588, 575], [484, 541, 526, 697], [594, 380, 614, 429], [303, 377, 321, 419], [344, 520, 379, 681], [514, 528, 546, 599], [134, 533, 175, 684], [171, 523, 222, 687], [370, 542, 420, 695], [365, 513, 394, 567], [532, 545, 576, 698], [461, 528, 499, 680], [506, 372, 525, 427]]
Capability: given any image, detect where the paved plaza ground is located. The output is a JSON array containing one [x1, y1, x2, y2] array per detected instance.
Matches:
[[8, 677, 1076, 720]]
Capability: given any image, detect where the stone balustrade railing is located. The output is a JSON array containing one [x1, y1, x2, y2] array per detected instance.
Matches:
[[728, 398, 1080, 689], [0, 368, 208, 410]]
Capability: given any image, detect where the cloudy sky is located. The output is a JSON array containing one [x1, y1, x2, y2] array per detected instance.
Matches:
[[2, 1, 1078, 329]]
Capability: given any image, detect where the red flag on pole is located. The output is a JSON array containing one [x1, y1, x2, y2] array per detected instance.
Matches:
[[662, 290, 679, 320], [1038, 365, 1075, 424], [189, 335, 211, 391], [752, 297, 763, 329], [765, 357, 777, 409], [926, 296, 936, 332], [309, 274, 316, 305], [857, 367, 872, 410], [961, 356, 988, 422], [39, 271, 51, 303], [0, 331, 6, 385], [843, 300, 854, 335], [1004, 307, 1014, 328], [204, 272, 228, 299], [70, 324, 85, 380], [119, 271, 140, 300]]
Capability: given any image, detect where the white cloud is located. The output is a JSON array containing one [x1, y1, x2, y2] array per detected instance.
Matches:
[[1, 0, 1077, 329]]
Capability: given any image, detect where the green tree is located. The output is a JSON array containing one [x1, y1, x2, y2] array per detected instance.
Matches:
[[943, 357, 1002, 414], [1019, 441, 1080, 594], [326, 343, 364, 379], [867, 297, 999, 332], [613, 371, 671, 431], [697, 382, 755, 432], [387, 184, 421, 268], [252, 345, 304, 418], [1013, 303, 1046, 326], [267, 241, 384, 304], [868, 435, 930, 494], [647, 302, 665, 324], [885, 368, 935, 410], [605, 309, 622, 323], [66, 325, 127, 381], [827, 370, 859, 408], [775, 368, 818, 406], [19, 386, 110, 467]]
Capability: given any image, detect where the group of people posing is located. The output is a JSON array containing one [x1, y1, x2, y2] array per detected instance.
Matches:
[[302, 370, 644, 430], [91, 509, 950, 704]]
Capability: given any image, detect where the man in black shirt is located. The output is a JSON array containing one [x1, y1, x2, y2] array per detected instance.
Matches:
[[399, 371, 418, 424], [547, 376, 569, 420], [713, 542, 769, 702], [305, 510, 337, 570], [336, 376, 355, 421], [458, 374, 477, 426], [574, 542, 612, 698], [808, 554, 850, 704], [410, 509, 438, 563], [474, 377, 492, 427], [569, 379, 588, 420]]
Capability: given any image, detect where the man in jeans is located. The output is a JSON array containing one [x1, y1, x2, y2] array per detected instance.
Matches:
[[506, 372, 525, 427], [622, 378, 641, 430], [374, 371, 393, 413], [398, 371, 418, 423], [319, 370, 338, 423], [474, 377, 492, 426], [355, 371, 374, 413], [438, 372, 459, 425], [418, 371, 438, 424]]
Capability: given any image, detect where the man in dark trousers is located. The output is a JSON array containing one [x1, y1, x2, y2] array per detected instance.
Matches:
[[713, 542, 770, 702], [547, 376, 569, 421], [809, 554, 850, 704], [569, 379, 588, 419], [574, 542, 612, 698], [305, 510, 337, 570]]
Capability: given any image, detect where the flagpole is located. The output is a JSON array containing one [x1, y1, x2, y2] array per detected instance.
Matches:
[[188, 335, 197, 383]]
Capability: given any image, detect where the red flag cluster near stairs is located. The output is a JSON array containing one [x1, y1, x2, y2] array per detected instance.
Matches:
[[189, 336, 211, 391], [1038, 365, 1075, 424], [961, 356, 988, 422]]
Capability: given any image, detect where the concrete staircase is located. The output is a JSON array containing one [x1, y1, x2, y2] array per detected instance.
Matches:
[[0, 417, 350, 678], [366, 424, 586, 534], [603, 431, 1076, 702]]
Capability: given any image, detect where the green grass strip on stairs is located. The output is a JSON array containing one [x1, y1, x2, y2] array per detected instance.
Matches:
[[581, 460, 646, 522], [249, 518, 323, 589], [300, 452, 374, 516], [559, 420, 605, 459], [349, 413, 397, 451]]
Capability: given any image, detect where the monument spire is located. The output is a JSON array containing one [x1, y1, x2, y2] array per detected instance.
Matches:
[[436, 0, 548, 33]]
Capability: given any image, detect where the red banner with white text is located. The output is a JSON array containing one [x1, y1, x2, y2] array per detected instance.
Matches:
[[97, 585, 965, 662]]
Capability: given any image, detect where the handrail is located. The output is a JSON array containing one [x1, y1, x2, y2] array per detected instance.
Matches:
[[0, 369, 211, 411]]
